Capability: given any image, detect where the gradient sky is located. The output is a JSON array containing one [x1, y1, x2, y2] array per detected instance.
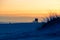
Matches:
[[0, 0, 60, 22]]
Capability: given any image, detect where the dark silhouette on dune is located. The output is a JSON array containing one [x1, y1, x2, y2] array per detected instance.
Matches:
[[37, 14, 60, 38], [37, 15, 60, 30]]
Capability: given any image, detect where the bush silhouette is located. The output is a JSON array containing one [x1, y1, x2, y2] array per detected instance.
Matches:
[[37, 14, 60, 30]]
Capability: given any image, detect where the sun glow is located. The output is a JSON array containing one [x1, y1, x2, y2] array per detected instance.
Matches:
[[0, 0, 60, 17]]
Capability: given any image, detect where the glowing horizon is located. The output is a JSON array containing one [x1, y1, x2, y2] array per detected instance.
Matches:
[[0, 0, 60, 22]]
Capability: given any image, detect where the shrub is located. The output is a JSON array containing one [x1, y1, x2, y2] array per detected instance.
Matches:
[[37, 14, 60, 30]]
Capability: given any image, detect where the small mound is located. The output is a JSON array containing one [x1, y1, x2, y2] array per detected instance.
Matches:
[[42, 16, 60, 27], [37, 15, 60, 30]]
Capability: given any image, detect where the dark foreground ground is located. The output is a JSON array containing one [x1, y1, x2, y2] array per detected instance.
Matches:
[[0, 22, 59, 40]]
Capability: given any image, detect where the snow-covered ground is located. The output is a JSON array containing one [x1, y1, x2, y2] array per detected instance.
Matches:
[[0, 22, 59, 40]]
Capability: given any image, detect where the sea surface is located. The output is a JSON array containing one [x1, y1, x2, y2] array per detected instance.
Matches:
[[0, 16, 43, 23]]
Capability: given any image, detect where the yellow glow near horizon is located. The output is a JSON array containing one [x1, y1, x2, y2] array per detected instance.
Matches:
[[0, 0, 60, 17]]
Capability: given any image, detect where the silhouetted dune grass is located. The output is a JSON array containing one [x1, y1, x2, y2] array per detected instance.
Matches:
[[36, 14, 60, 40], [37, 15, 60, 30]]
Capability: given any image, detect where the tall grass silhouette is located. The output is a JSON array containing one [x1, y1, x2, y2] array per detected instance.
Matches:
[[37, 13, 60, 38], [37, 13, 60, 30]]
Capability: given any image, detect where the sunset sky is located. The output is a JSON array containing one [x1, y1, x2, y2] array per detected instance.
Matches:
[[0, 0, 60, 22]]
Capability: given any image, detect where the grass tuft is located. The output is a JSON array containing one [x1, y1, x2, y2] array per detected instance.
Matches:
[[37, 14, 60, 30]]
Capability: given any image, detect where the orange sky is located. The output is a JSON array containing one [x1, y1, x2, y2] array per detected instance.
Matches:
[[0, 0, 60, 17], [0, 0, 60, 22]]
